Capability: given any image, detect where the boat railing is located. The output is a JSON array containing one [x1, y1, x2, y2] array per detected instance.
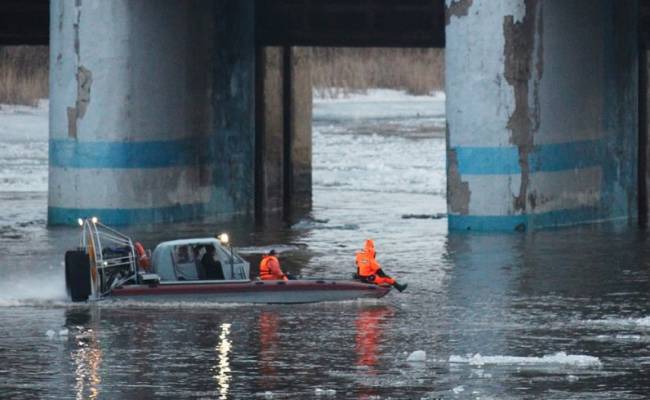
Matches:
[[79, 218, 137, 300]]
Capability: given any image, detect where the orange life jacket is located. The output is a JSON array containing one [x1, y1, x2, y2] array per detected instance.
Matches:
[[355, 239, 379, 277], [259, 255, 282, 280]]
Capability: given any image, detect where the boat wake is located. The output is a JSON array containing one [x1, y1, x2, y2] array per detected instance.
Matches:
[[0, 273, 68, 307]]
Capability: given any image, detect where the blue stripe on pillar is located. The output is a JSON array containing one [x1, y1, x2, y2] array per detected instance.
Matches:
[[49, 138, 214, 169], [454, 139, 606, 175], [47, 204, 209, 226]]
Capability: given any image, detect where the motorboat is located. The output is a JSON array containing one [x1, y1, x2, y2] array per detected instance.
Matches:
[[64, 218, 391, 304]]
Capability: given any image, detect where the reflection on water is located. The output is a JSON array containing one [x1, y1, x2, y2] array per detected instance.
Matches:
[[213, 323, 232, 399], [69, 309, 102, 400], [355, 306, 394, 371], [258, 311, 279, 389], [72, 331, 102, 400], [355, 306, 395, 400]]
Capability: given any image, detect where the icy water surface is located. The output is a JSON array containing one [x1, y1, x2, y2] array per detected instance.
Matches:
[[2, 92, 650, 399]]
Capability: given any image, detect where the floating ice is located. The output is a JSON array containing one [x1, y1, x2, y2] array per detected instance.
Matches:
[[313, 88, 445, 104], [407, 350, 427, 362], [452, 386, 464, 394], [590, 334, 646, 343], [585, 316, 650, 328], [58, 328, 69, 336], [449, 352, 602, 368], [45, 329, 55, 339], [314, 388, 336, 396], [236, 244, 303, 255]]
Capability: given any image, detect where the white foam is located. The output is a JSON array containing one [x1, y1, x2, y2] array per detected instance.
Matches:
[[58, 328, 69, 336], [45, 329, 56, 339], [407, 350, 427, 362], [449, 352, 602, 368], [452, 386, 465, 394]]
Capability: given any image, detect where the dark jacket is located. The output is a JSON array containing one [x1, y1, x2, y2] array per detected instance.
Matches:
[[202, 253, 224, 280]]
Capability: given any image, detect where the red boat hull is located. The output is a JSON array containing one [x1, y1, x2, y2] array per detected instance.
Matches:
[[109, 279, 391, 304]]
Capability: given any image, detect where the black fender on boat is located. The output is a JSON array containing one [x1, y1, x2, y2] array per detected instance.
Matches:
[[65, 250, 91, 302]]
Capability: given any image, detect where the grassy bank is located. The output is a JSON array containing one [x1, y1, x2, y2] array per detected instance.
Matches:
[[0, 46, 443, 105], [0, 46, 48, 106]]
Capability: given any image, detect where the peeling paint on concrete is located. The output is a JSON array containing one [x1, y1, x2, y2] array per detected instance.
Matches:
[[66, 0, 92, 138], [447, 148, 471, 214], [75, 66, 92, 119], [445, 0, 473, 26], [503, 0, 542, 212], [66, 66, 92, 138]]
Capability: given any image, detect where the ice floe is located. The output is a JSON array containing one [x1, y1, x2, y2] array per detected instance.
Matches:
[[407, 350, 427, 362], [449, 352, 602, 368], [584, 316, 650, 328], [314, 388, 336, 396]]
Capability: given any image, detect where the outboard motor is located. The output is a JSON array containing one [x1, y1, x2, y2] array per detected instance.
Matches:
[[65, 250, 91, 302]]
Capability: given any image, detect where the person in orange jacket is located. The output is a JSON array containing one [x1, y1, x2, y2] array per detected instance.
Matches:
[[259, 250, 288, 281], [355, 239, 407, 292]]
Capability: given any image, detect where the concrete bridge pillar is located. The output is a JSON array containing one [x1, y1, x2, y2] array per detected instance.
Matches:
[[48, 0, 254, 225], [446, 0, 638, 231], [255, 47, 312, 217]]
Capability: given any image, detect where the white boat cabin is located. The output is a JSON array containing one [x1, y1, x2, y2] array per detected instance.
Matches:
[[151, 238, 250, 281]]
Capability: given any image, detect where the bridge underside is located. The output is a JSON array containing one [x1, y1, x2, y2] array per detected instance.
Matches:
[[5, 0, 650, 230]]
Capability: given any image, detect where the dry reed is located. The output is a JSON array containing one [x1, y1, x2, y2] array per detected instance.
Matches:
[[310, 47, 444, 98], [0, 46, 443, 105], [0, 46, 49, 106]]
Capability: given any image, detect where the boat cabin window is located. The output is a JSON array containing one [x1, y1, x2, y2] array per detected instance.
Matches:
[[171, 244, 226, 281], [172, 245, 199, 280]]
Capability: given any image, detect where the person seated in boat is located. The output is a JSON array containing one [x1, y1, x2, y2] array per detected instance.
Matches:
[[175, 245, 192, 263], [355, 239, 407, 292], [259, 250, 288, 281], [201, 245, 225, 280]]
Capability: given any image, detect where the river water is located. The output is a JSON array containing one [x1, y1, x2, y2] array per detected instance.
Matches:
[[2, 92, 650, 399]]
